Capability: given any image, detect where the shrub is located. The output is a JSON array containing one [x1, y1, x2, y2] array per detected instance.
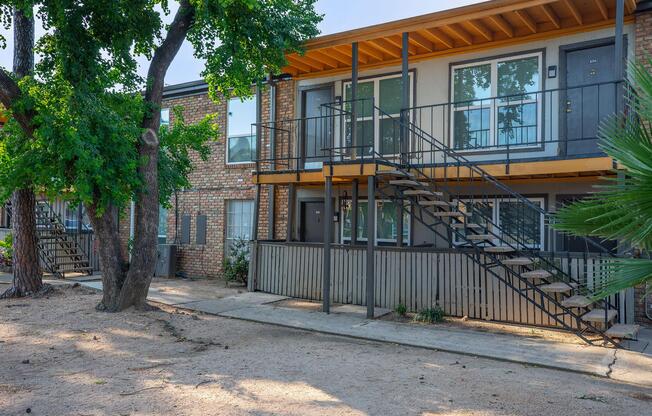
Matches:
[[0, 233, 13, 267], [394, 303, 407, 316], [413, 305, 445, 324], [223, 237, 250, 285]]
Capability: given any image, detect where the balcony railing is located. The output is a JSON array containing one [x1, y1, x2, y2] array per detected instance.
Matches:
[[254, 80, 624, 175]]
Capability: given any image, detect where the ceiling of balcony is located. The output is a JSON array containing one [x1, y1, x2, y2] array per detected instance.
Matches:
[[283, 0, 637, 78]]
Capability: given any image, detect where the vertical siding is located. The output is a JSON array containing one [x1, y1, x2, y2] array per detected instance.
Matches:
[[254, 242, 629, 328]]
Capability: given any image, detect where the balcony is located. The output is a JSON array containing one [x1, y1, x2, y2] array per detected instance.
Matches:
[[254, 80, 622, 183]]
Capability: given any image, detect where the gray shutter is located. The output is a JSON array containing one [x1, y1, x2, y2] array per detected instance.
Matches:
[[196, 214, 207, 245], [181, 214, 191, 245]]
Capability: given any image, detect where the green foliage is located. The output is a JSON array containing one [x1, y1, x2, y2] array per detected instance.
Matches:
[[0, 233, 13, 264], [553, 59, 652, 298], [0, 0, 321, 218], [413, 305, 445, 324], [189, 0, 322, 100], [223, 237, 250, 284], [394, 303, 407, 317]]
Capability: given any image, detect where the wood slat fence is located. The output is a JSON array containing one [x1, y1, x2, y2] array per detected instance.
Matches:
[[251, 241, 633, 328]]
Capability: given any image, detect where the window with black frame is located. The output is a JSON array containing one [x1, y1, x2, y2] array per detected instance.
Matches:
[[451, 53, 541, 151]]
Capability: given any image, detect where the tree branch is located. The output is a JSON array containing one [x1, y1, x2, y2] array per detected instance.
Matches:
[[143, 0, 195, 130]]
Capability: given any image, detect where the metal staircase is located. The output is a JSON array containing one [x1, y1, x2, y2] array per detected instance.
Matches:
[[35, 201, 93, 278], [325, 99, 639, 347]]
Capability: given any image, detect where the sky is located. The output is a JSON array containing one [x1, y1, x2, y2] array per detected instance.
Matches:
[[0, 0, 485, 86]]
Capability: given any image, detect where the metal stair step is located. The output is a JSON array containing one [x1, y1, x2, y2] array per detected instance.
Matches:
[[561, 295, 593, 308], [418, 200, 450, 207], [521, 269, 553, 279], [582, 308, 618, 323], [403, 189, 443, 197], [431, 211, 468, 218], [451, 223, 483, 230], [376, 170, 414, 178], [605, 324, 640, 340], [466, 234, 493, 241], [484, 246, 516, 253], [54, 261, 90, 267], [389, 180, 427, 187], [502, 257, 534, 266], [539, 282, 577, 293]]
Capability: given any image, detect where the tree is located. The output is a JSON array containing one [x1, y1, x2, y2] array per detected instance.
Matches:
[[0, 4, 43, 298], [554, 60, 652, 298], [0, 0, 321, 310]]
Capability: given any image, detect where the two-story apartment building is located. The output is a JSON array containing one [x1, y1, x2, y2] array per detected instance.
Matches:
[[241, 0, 651, 346]]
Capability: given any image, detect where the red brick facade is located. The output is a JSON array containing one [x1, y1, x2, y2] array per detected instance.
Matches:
[[634, 7, 652, 325], [136, 80, 295, 278]]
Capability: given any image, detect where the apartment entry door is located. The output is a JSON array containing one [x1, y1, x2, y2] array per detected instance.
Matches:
[[301, 86, 333, 169], [301, 201, 325, 242], [564, 42, 619, 156]]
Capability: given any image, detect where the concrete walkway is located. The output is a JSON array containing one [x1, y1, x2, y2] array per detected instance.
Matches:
[[2, 273, 651, 387]]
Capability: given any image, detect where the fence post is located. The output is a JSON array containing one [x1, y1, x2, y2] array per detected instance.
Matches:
[[323, 176, 333, 313]]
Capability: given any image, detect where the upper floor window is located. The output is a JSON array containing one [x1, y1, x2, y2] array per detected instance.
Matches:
[[343, 73, 413, 157], [160, 108, 170, 127], [227, 95, 257, 164], [451, 53, 542, 151]]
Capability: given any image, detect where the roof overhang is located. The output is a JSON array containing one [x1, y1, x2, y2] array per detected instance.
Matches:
[[284, 0, 637, 79]]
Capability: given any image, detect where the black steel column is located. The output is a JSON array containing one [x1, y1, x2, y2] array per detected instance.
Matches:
[[323, 176, 333, 313], [248, 184, 262, 292], [351, 179, 358, 245], [366, 175, 375, 318], [401, 32, 409, 165], [351, 42, 359, 160], [396, 200, 403, 247]]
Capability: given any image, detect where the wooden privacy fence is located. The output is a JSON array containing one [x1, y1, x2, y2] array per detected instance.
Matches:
[[251, 241, 633, 328]]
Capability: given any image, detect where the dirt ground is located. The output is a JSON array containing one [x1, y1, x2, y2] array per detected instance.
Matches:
[[1, 286, 651, 416]]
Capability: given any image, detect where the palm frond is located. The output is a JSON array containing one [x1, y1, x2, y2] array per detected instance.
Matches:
[[591, 258, 652, 300]]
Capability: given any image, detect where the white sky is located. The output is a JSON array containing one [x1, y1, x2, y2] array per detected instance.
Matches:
[[0, 0, 486, 86]]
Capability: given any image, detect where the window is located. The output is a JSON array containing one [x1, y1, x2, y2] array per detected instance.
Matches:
[[226, 200, 254, 251], [343, 74, 412, 157], [160, 108, 170, 127], [158, 206, 168, 244], [451, 53, 542, 150], [341, 199, 409, 244], [453, 198, 544, 249], [227, 96, 257, 164], [64, 204, 92, 231]]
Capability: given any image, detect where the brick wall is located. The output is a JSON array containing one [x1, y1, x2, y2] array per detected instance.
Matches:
[[634, 8, 652, 325], [122, 79, 297, 279]]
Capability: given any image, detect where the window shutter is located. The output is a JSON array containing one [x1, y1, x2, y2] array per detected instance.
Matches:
[[181, 214, 191, 245], [196, 214, 207, 245]]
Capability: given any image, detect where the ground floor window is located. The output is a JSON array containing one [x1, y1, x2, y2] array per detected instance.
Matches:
[[158, 205, 168, 244], [454, 197, 544, 249], [226, 200, 254, 252], [341, 199, 409, 244]]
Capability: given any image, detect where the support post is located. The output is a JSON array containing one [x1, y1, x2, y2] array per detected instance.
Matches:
[[323, 176, 333, 313], [351, 179, 358, 245], [351, 42, 359, 160], [286, 183, 295, 242], [401, 32, 409, 165], [267, 75, 277, 240], [366, 176, 375, 318], [248, 184, 262, 292]]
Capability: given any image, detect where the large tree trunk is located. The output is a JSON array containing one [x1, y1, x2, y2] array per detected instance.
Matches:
[[93, 1, 194, 311], [86, 203, 128, 311], [1, 7, 43, 298]]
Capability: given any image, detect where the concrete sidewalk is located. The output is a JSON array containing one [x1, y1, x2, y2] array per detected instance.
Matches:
[[2, 273, 651, 387]]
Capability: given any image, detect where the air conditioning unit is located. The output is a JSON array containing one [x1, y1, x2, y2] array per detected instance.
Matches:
[[156, 244, 177, 278]]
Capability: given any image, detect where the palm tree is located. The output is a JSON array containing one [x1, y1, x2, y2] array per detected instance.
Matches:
[[554, 60, 652, 299]]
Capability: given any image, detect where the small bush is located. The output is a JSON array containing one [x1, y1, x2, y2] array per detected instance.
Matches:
[[223, 237, 250, 285], [0, 233, 13, 267], [413, 305, 445, 324], [394, 303, 407, 316]]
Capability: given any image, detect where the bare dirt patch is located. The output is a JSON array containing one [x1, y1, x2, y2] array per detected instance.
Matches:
[[1, 286, 650, 416]]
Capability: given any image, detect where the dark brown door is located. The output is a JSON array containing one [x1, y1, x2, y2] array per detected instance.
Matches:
[[301, 201, 325, 242]]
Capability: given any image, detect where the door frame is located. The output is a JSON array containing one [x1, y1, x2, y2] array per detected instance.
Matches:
[[299, 83, 335, 169], [558, 36, 627, 157], [299, 198, 326, 242]]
